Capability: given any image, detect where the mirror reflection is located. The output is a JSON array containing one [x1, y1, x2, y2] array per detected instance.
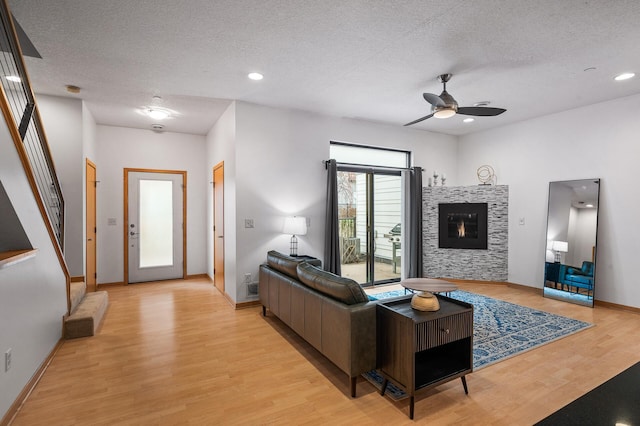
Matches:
[[543, 179, 600, 307]]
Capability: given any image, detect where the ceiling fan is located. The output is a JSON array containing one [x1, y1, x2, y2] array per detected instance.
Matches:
[[404, 74, 506, 126]]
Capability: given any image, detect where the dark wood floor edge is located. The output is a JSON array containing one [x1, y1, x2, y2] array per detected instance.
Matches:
[[1, 338, 64, 426]]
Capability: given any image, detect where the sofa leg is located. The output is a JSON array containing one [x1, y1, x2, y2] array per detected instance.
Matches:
[[350, 377, 357, 398], [262, 306, 266, 316]]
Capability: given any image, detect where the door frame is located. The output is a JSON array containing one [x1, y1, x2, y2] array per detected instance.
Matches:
[[337, 166, 403, 287], [213, 162, 225, 293], [85, 158, 97, 292], [123, 168, 187, 285]]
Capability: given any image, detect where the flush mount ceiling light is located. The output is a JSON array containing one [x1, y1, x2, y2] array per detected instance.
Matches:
[[248, 72, 264, 81], [614, 72, 635, 81], [6, 75, 21, 82], [66, 84, 81, 94], [146, 107, 170, 120]]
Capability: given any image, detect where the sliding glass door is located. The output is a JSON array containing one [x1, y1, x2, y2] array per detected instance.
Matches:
[[337, 169, 402, 286]]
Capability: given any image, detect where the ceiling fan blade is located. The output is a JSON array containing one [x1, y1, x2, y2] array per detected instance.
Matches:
[[404, 113, 434, 126], [423, 93, 445, 107], [457, 107, 506, 117]]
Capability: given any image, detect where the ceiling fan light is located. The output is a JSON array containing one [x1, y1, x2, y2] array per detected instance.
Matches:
[[434, 108, 456, 119]]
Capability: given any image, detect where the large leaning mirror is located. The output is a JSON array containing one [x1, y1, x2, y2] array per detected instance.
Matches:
[[543, 179, 600, 307]]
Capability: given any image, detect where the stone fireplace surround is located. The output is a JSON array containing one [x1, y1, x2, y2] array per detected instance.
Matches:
[[422, 185, 508, 281]]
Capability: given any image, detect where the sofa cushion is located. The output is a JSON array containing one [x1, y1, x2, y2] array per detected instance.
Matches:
[[267, 250, 305, 280], [296, 262, 368, 305]]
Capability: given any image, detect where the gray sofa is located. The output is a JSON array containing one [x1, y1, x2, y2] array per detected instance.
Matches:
[[259, 250, 377, 397]]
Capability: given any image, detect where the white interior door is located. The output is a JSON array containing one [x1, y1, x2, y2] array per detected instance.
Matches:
[[128, 171, 183, 283]]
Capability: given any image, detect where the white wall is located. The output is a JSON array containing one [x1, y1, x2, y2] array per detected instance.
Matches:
[[96, 125, 207, 284], [36, 95, 84, 277], [81, 103, 98, 277], [205, 102, 237, 297], [457, 93, 640, 307], [0, 116, 67, 419], [230, 102, 457, 302]]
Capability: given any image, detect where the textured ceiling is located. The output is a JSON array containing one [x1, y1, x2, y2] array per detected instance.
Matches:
[[9, 0, 640, 136]]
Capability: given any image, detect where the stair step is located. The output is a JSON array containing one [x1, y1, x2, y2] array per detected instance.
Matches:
[[64, 291, 109, 339], [69, 281, 86, 314]]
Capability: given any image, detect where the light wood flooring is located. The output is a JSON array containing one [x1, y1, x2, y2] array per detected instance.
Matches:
[[10, 278, 640, 425]]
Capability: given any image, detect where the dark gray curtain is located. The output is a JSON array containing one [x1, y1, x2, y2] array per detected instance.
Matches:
[[323, 159, 341, 274], [408, 166, 423, 277]]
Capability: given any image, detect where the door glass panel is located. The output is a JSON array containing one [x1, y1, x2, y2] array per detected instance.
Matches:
[[139, 179, 173, 268], [338, 171, 402, 285], [338, 171, 367, 283], [373, 174, 402, 282]]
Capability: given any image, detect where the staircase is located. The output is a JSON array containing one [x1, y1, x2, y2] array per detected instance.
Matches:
[[64, 282, 109, 339]]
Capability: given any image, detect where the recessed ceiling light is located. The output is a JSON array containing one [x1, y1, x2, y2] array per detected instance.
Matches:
[[585, 204, 594, 208], [248, 72, 264, 81], [151, 123, 165, 132], [583, 67, 596, 72], [6, 75, 21, 82], [614, 72, 635, 81], [463, 118, 475, 123]]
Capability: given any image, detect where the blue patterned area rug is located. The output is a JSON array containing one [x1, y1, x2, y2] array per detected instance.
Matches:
[[364, 289, 593, 400]]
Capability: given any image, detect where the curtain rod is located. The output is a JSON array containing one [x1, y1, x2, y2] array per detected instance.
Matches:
[[323, 160, 423, 172]]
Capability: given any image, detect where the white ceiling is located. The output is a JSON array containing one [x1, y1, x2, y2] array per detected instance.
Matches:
[[9, 0, 640, 136]]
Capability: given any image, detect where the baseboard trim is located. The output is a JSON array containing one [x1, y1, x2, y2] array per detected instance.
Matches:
[[70, 275, 85, 283], [595, 299, 640, 314], [506, 281, 543, 294], [97, 281, 124, 287], [455, 279, 640, 313], [235, 300, 261, 310], [1, 338, 64, 426], [186, 274, 212, 281]]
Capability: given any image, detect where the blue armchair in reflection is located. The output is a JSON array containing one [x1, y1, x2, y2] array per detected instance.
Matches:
[[559, 261, 594, 298]]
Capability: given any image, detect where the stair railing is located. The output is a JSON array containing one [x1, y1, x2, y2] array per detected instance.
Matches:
[[0, 0, 71, 313]]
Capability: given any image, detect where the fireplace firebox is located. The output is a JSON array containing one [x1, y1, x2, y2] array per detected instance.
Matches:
[[438, 203, 488, 249]]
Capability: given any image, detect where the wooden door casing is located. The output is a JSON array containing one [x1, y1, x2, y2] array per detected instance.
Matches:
[[86, 159, 97, 292], [213, 162, 225, 293]]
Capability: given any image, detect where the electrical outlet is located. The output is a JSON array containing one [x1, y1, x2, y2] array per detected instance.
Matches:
[[5, 348, 11, 372], [244, 219, 254, 228], [244, 273, 251, 284], [519, 217, 525, 226]]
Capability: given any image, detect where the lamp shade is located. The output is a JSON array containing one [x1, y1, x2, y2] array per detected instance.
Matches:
[[552, 241, 568, 253], [283, 216, 307, 236]]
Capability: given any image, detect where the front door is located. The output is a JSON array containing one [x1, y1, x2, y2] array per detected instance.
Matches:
[[125, 169, 186, 284]]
